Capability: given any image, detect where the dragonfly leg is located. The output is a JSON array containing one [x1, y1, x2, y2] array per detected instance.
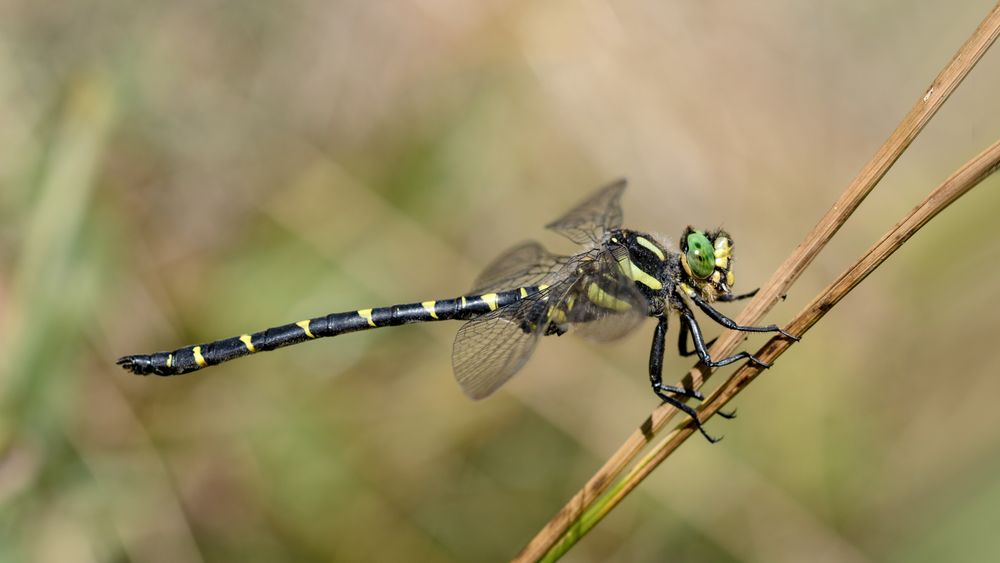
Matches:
[[683, 287, 758, 357], [655, 390, 723, 443], [648, 316, 721, 442], [680, 307, 772, 369], [545, 323, 568, 336], [678, 320, 717, 357], [716, 287, 759, 302], [676, 317, 736, 419], [689, 293, 799, 340]]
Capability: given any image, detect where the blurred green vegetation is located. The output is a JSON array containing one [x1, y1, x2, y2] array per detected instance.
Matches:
[[2, 1, 1000, 562]]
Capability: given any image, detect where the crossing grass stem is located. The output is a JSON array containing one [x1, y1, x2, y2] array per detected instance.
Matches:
[[540, 137, 1000, 563], [516, 3, 1000, 561]]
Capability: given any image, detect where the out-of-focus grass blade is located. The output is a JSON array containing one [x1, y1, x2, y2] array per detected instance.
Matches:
[[0, 70, 116, 426]]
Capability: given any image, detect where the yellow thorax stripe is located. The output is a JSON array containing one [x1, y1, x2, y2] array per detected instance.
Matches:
[[615, 255, 663, 290], [546, 305, 567, 324], [635, 236, 666, 261], [586, 282, 633, 311]]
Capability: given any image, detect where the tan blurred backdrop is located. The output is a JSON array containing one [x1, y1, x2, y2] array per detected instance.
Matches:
[[2, 1, 1000, 561]]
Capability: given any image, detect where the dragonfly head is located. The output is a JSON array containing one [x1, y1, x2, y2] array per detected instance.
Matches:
[[679, 227, 735, 301]]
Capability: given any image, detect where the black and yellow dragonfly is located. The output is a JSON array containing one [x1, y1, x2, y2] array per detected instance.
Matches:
[[118, 181, 797, 440]]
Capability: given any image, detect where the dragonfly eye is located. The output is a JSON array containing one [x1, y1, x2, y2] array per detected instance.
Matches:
[[685, 231, 716, 279]]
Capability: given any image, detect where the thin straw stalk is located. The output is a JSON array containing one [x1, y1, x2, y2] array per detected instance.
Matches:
[[516, 3, 1000, 560], [541, 137, 1000, 562]]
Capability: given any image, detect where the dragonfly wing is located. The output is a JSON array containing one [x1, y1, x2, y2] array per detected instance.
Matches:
[[560, 247, 649, 342], [452, 281, 573, 400], [471, 241, 566, 294], [545, 179, 627, 245]]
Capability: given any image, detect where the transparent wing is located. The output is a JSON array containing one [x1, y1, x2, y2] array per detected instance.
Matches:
[[452, 282, 572, 400], [471, 241, 567, 294], [545, 179, 627, 244], [560, 246, 649, 342], [453, 247, 650, 399]]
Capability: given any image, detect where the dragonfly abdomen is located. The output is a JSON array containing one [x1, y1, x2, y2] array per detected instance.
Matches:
[[117, 286, 539, 376]]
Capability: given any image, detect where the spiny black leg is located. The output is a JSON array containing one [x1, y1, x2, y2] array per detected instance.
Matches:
[[689, 293, 799, 341], [649, 316, 701, 399], [677, 320, 692, 356], [678, 320, 717, 357], [682, 287, 769, 356], [717, 288, 759, 302], [660, 383, 703, 400], [678, 322, 737, 418], [655, 390, 722, 443], [648, 316, 719, 442], [681, 308, 772, 369]]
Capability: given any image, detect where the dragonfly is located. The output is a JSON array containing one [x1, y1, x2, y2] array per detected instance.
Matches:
[[118, 180, 797, 441]]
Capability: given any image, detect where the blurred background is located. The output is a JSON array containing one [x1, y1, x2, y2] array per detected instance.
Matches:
[[2, 1, 1000, 561]]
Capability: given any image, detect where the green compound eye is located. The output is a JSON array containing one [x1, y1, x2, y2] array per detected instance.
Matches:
[[685, 231, 716, 279]]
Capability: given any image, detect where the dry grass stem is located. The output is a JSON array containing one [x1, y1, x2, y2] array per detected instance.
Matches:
[[591, 135, 1000, 537], [538, 136, 1000, 562], [516, 3, 1000, 561]]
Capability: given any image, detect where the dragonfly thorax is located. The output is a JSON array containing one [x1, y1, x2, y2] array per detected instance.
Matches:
[[605, 229, 676, 310]]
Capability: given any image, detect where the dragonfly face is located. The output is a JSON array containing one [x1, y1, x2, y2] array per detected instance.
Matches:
[[603, 227, 738, 313], [678, 227, 736, 303]]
